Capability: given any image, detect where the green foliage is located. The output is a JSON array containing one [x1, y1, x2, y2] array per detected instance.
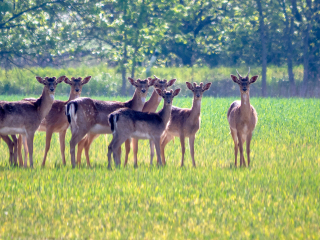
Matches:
[[0, 97, 319, 238]]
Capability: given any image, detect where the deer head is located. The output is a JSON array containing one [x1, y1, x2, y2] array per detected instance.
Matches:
[[128, 77, 156, 99], [230, 68, 259, 93], [155, 88, 181, 104], [64, 76, 92, 95], [152, 75, 176, 91], [36, 76, 65, 94], [186, 82, 212, 99]]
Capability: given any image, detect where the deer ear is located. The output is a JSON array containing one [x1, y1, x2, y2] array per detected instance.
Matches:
[[56, 76, 66, 84], [148, 78, 157, 87], [173, 88, 181, 97], [128, 77, 137, 86], [249, 75, 259, 84], [64, 77, 72, 85], [202, 82, 212, 91], [81, 76, 92, 85], [167, 79, 176, 87], [186, 82, 193, 91], [155, 88, 163, 97], [231, 75, 239, 83], [36, 76, 45, 84]]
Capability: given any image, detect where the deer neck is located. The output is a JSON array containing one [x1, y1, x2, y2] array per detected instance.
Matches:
[[158, 102, 172, 126], [38, 88, 55, 120], [190, 97, 202, 120], [143, 89, 162, 112], [125, 90, 146, 111], [240, 91, 251, 118], [67, 90, 81, 102]]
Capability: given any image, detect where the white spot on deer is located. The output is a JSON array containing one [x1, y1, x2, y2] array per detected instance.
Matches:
[[141, 97, 146, 104], [90, 124, 110, 134], [132, 131, 150, 139], [0, 127, 26, 135], [50, 94, 54, 101]]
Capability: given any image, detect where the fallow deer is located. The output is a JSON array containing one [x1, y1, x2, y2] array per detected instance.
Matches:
[[66, 77, 156, 168], [17, 76, 92, 167], [160, 82, 212, 167], [227, 69, 258, 167], [108, 88, 181, 168], [126, 76, 176, 167], [0, 76, 65, 167]]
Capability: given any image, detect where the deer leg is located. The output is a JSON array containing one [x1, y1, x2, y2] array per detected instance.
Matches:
[[84, 133, 98, 167], [231, 129, 238, 167], [149, 140, 155, 165], [130, 138, 138, 167], [26, 133, 34, 168], [11, 135, 18, 166], [154, 137, 162, 166], [160, 134, 173, 165], [189, 135, 196, 167], [108, 135, 126, 169], [124, 138, 130, 167], [1, 135, 14, 166], [22, 135, 29, 167], [237, 132, 245, 167], [70, 130, 88, 169], [17, 135, 23, 167], [180, 135, 186, 167], [59, 129, 67, 165], [41, 129, 53, 167], [246, 132, 252, 167], [77, 136, 87, 165]]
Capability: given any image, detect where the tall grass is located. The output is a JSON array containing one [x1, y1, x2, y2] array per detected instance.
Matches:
[[0, 96, 319, 238]]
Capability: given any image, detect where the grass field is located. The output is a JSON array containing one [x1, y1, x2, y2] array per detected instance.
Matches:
[[1, 95, 320, 239]]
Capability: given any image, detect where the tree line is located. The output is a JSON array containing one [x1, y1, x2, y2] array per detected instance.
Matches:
[[0, 0, 319, 96]]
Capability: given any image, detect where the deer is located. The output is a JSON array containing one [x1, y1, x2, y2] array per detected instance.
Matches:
[[17, 76, 92, 167], [160, 82, 212, 167], [0, 76, 65, 167], [125, 76, 176, 168], [66, 77, 156, 168], [227, 68, 258, 167], [108, 88, 181, 168]]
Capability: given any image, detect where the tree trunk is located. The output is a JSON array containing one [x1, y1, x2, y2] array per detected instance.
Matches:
[[121, 36, 128, 96], [256, 0, 267, 97]]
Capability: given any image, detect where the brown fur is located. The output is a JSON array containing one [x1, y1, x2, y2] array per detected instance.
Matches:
[[129, 76, 176, 167], [108, 88, 180, 168], [17, 76, 92, 167], [227, 70, 259, 167], [0, 76, 65, 167], [160, 82, 212, 167], [67, 77, 156, 168]]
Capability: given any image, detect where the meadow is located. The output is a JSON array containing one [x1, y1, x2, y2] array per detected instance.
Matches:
[[1, 95, 319, 239]]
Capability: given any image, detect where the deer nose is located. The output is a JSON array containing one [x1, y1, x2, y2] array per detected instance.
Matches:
[[50, 87, 55, 92], [196, 94, 200, 98], [141, 89, 146, 93], [75, 89, 80, 92]]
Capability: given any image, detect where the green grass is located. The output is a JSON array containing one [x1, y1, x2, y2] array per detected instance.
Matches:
[[1, 96, 320, 239]]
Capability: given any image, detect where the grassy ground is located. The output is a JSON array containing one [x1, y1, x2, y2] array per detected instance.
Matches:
[[0, 95, 320, 239]]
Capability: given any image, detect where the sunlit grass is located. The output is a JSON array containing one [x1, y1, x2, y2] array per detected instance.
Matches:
[[0, 96, 320, 239]]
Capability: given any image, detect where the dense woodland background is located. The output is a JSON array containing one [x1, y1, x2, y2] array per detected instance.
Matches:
[[0, 0, 319, 97]]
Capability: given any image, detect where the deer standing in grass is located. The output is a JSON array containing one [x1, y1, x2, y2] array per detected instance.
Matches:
[[227, 69, 258, 167], [17, 76, 92, 167], [108, 88, 181, 168], [126, 76, 176, 167], [160, 82, 212, 167], [0, 76, 65, 167], [66, 77, 156, 168]]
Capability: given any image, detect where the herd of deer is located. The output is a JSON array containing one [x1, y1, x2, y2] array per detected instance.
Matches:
[[0, 69, 259, 169]]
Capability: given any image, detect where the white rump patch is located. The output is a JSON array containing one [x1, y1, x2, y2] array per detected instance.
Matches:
[[132, 131, 150, 139], [0, 127, 26, 135], [90, 124, 110, 134]]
